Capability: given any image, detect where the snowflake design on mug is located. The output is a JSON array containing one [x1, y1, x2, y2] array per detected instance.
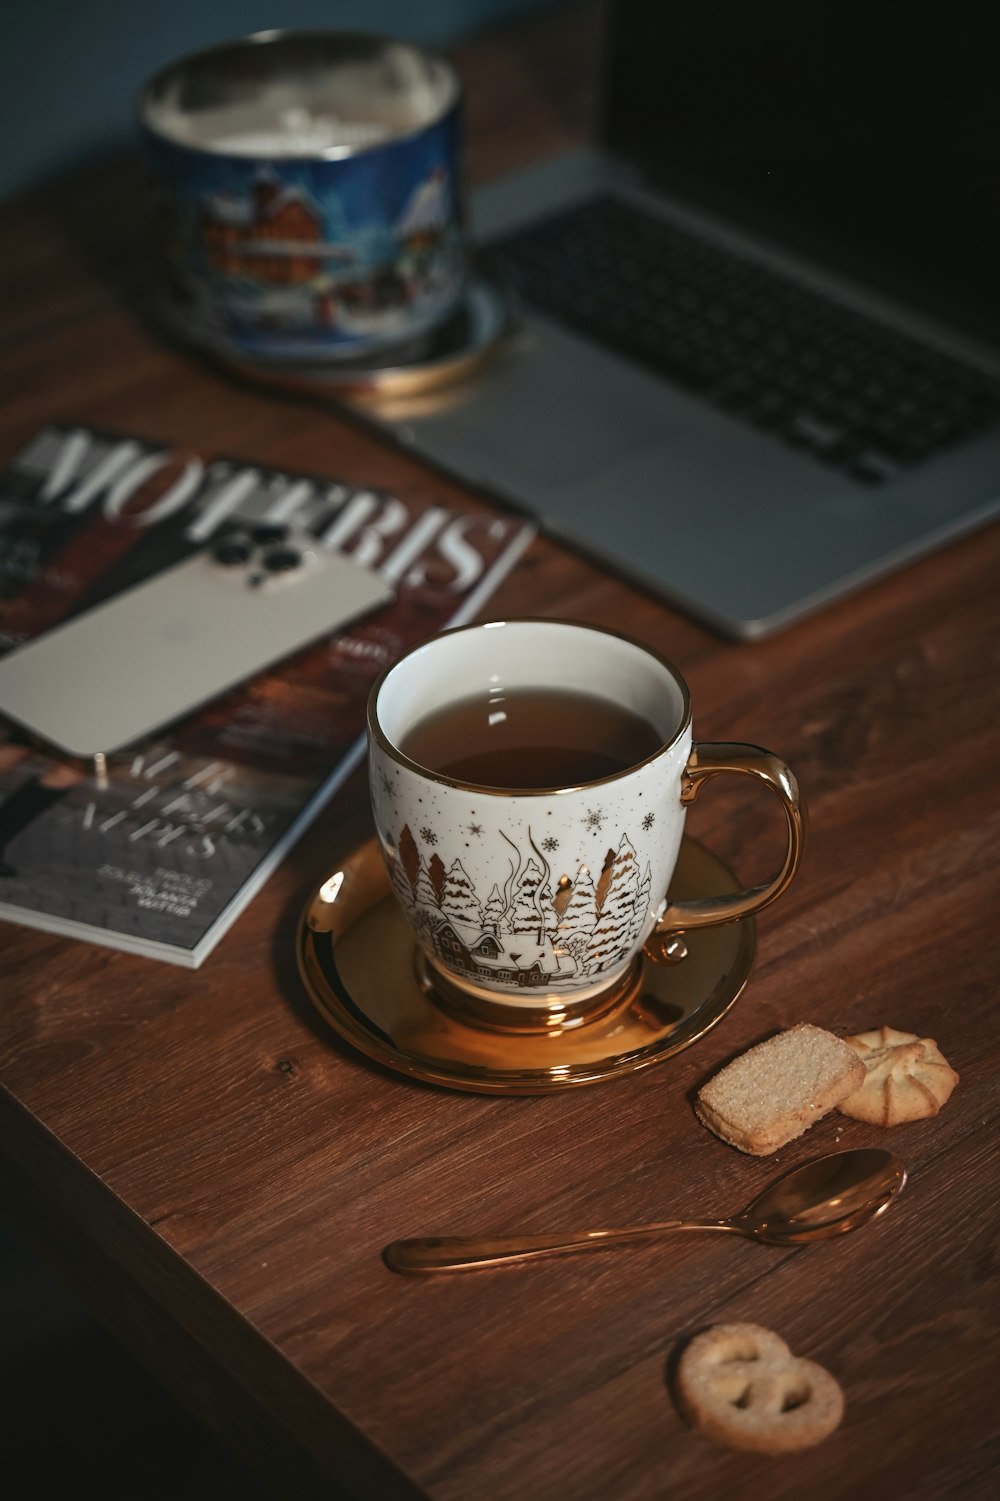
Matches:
[[582, 807, 605, 830], [642, 811, 655, 831], [419, 827, 438, 845]]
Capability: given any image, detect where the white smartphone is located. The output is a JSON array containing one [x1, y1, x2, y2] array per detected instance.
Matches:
[[0, 525, 394, 758]]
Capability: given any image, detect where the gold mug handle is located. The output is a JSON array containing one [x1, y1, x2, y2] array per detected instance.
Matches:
[[646, 741, 804, 959]]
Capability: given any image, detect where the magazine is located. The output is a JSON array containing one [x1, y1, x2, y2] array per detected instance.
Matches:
[[0, 423, 534, 966]]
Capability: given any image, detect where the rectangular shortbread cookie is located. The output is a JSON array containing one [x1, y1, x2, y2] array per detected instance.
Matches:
[[696, 1023, 866, 1155]]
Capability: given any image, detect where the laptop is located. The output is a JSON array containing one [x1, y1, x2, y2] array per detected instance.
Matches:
[[365, 0, 1000, 639]]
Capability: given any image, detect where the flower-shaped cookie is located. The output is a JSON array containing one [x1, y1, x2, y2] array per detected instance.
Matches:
[[838, 1026, 958, 1126], [675, 1323, 844, 1453]]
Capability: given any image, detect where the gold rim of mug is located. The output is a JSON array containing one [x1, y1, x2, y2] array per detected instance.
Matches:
[[366, 617, 694, 798]]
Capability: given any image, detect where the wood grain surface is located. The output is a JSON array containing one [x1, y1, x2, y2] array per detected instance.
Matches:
[[1, 5, 999, 1499]]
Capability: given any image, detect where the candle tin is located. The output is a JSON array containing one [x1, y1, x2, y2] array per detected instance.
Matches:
[[139, 31, 466, 364]]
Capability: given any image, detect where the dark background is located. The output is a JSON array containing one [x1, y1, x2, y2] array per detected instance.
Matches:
[[0, 0, 563, 201]]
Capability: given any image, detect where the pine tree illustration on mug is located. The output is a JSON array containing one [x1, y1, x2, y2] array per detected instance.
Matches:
[[389, 823, 654, 988]]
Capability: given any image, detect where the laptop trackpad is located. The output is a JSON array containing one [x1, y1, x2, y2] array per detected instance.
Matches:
[[405, 316, 822, 499], [409, 325, 690, 486]]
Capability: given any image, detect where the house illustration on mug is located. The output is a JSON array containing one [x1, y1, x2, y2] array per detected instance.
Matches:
[[388, 822, 654, 989], [427, 914, 579, 988]]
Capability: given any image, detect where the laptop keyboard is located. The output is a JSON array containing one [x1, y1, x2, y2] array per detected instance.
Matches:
[[487, 195, 1000, 485]]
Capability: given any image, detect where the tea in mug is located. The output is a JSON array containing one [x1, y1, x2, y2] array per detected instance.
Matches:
[[397, 686, 663, 789]]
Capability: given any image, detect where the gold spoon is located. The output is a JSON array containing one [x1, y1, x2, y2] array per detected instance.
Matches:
[[384, 1148, 906, 1274]]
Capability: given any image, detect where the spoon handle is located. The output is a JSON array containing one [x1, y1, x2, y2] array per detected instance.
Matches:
[[384, 1219, 734, 1273]]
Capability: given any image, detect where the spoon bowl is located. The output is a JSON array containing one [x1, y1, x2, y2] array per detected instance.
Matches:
[[384, 1147, 907, 1274], [729, 1147, 906, 1244]]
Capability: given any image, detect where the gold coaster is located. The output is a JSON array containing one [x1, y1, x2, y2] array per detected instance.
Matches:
[[297, 836, 756, 1094]]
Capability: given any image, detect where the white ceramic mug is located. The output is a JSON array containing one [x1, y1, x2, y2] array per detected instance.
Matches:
[[367, 619, 802, 1030]]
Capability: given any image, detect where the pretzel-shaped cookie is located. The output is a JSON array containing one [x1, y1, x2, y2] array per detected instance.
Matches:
[[676, 1323, 844, 1453]]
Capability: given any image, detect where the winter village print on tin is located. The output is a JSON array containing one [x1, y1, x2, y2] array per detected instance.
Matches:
[[388, 821, 654, 991], [144, 103, 465, 360]]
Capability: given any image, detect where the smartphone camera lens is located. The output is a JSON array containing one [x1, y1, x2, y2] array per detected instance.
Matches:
[[212, 534, 254, 566], [252, 524, 289, 545], [262, 545, 303, 574]]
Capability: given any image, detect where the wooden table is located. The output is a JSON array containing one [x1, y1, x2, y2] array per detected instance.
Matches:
[[2, 6, 998, 1498]]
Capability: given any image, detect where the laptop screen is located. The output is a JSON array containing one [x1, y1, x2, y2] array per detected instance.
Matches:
[[603, 1, 1000, 345]]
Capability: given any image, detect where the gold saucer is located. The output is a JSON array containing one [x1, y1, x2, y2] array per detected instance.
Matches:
[[297, 837, 756, 1094]]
